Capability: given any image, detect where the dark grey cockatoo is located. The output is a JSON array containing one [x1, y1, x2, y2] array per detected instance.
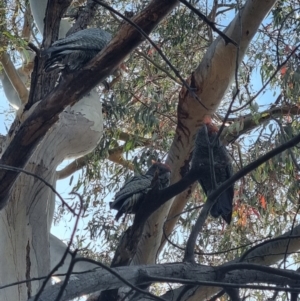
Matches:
[[110, 162, 171, 221], [43, 28, 112, 72], [192, 121, 234, 224]]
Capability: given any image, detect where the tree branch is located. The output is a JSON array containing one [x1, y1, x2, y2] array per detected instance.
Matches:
[[0, 52, 29, 105], [57, 130, 152, 179], [118, 99, 297, 268], [160, 102, 300, 248], [107, 146, 135, 170], [93, 0, 207, 109], [151, 227, 300, 300], [28, 260, 300, 301], [0, 0, 179, 208], [184, 130, 300, 262], [22, 2, 32, 41], [66, 0, 99, 35], [57, 146, 135, 180], [56, 157, 88, 180], [27, 0, 72, 108], [159, 0, 278, 257], [221, 103, 300, 144], [178, 0, 237, 46]]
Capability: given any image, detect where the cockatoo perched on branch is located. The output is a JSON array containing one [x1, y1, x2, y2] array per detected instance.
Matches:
[[192, 118, 234, 224], [110, 162, 171, 221], [43, 28, 112, 72]]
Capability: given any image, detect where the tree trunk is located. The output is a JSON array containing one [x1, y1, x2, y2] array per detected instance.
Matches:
[[0, 90, 103, 299], [0, 0, 104, 298], [132, 0, 278, 268]]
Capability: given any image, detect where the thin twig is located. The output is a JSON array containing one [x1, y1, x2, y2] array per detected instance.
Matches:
[[231, 44, 300, 113], [178, 0, 237, 46], [135, 50, 182, 85], [214, 4, 242, 142], [93, 0, 208, 110]]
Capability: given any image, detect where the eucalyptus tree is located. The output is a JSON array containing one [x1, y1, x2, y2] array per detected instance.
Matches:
[[1, 0, 300, 301]]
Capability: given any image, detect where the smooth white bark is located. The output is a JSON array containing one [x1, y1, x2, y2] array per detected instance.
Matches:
[[29, 0, 71, 38], [0, 1, 104, 299], [134, 0, 278, 267], [0, 92, 103, 300]]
